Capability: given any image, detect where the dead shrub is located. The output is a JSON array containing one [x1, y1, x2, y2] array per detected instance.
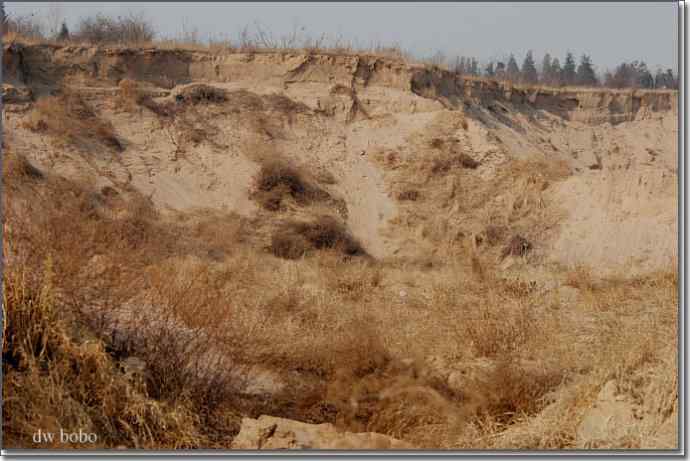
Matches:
[[254, 161, 308, 211], [252, 160, 335, 211], [384, 151, 400, 168], [175, 84, 227, 105], [430, 152, 479, 175], [484, 225, 507, 246], [430, 138, 444, 149], [397, 189, 420, 201], [458, 152, 480, 169], [270, 216, 365, 259], [431, 156, 453, 175], [73, 12, 155, 44], [256, 161, 307, 196], [501, 235, 533, 259]]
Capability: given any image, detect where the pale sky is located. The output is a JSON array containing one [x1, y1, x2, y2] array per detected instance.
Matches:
[[6, 2, 679, 72]]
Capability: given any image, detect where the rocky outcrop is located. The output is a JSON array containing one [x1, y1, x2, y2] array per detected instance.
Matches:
[[231, 415, 413, 450], [576, 381, 641, 448]]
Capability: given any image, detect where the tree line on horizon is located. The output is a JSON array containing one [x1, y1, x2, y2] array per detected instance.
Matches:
[[451, 51, 678, 90]]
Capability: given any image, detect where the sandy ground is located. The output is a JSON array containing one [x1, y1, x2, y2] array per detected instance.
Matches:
[[2, 46, 679, 449]]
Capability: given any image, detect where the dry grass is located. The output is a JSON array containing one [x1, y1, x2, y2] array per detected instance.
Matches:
[[2, 157, 376, 446], [3, 152, 678, 448], [24, 92, 123, 152], [2, 63, 678, 451], [251, 159, 346, 218], [270, 216, 366, 260], [2, 260, 208, 449]]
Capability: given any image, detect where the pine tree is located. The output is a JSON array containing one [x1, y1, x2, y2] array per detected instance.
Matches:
[[495, 61, 506, 81], [521, 50, 538, 84], [458, 57, 467, 74], [609, 62, 635, 88], [562, 52, 577, 86], [541, 53, 552, 84], [635, 61, 654, 88], [550, 58, 562, 86], [469, 58, 479, 76], [485, 62, 495, 78], [453, 56, 462, 74], [576, 54, 598, 86], [506, 54, 520, 82], [654, 68, 666, 88], [665, 69, 677, 89]]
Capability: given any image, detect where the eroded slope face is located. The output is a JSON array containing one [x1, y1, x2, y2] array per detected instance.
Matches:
[[3, 45, 678, 450], [4, 44, 678, 274]]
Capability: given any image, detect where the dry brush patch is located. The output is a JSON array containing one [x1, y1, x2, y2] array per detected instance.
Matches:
[[24, 92, 124, 152], [251, 156, 347, 217], [453, 268, 678, 449], [4, 159, 678, 448], [270, 216, 366, 260], [3, 159, 385, 445], [3, 167, 245, 447], [2, 260, 207, 449]]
